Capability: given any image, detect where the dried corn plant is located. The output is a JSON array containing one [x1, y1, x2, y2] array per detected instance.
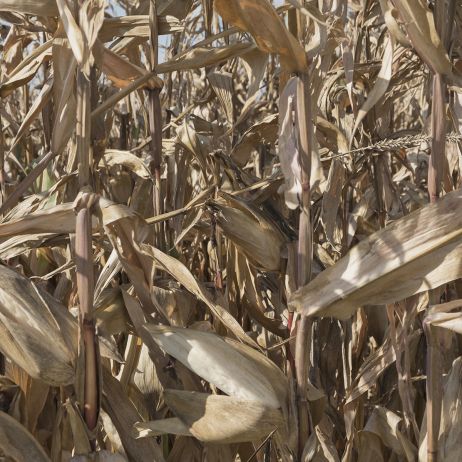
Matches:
[[1, 0, 462, 460]]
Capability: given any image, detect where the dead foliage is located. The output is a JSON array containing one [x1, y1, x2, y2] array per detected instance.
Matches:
[[0, 0, 462, 461]]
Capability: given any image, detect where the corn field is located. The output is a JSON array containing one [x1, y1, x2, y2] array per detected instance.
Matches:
[[1, 0, 462, 460]]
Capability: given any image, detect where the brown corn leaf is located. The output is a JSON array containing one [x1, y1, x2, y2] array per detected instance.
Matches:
[[209, 191, 286, 271], [207, 71, 234, 124], [0, 40, 52, 98], [102, 368, 166, 462], [393, 0, 452, 75], [8, 77, 53, 152], [143, 325, 281, 407], [290, 188, 462, 319], [133, 417, 192, 439], [352, 36, 394, 140], [95, 40, 163, 90], [99, 150, 152, 179], [0, 203, 83, 238], [231, 113, 278, 167], [145, 246, 257, 347], [56, 0, 85, 65], [0, 411, 51, 461], [156, 43, 255, 73], [214, 0, 307, 73], [0, 265, 76, 386], [0, 0, 57, 16], [99, 15, 183, 42], [161, 390, 284, 443]]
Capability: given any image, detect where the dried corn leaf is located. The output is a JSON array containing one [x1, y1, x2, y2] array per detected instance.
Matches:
[[214, 0, 306, 73], [352, 37, 393, 139], [278, 77, 302, 209], [134, 417, 192, 439], [99, 15, 183, 42], [438, 356, 462, 460], [321, 160, 346, 246], [359, 406, 416, 460], [96, 41, 163, 90], [51, 36, 77, 156], [210, 192, 286, 271], [8, 77, 53, 152], [0, 411, 50, 462], [236, 48, 268, 126], [207, 71, 234, 124], [291, 188, 462, 319], [56, 0, 85, 65], [99, 150, 152, 179], [0, 41, 52, 98], [163, 390, 284, 443], [393, 0, 452, 75], [0, 0, 57, 16], [143, 325, 281, 408], [0, 203, 83, 238], [0, 265, 76, 385], [157, 43, 255, 73], [231, 113, 278, 167], [99, 201, 157, 315], [144, 246, 257, 346], [425, 300, 462, 334], [102, 368, 166, 462]]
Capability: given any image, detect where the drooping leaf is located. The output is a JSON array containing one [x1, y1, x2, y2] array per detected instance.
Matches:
[[290, 188, 462, 319]]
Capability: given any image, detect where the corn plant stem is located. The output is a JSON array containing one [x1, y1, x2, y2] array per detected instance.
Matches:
[[148, 1, 165, 250], [75, 0, 99, 435], [428, 73, 445, 203], [294, 71, 313, 458], [424, 322, 442, 462], [0, 101, 3, 368], [0, 113, 5, 206], [77, 72, 91, 188], [148, 88, 165, 248], [424, 2, 448, 457], [425, 70, 445, 460], [75, 204, 98, 432]]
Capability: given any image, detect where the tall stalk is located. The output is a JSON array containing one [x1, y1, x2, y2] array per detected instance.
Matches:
[[294, 71, 313, 459], [148, 0, 165, 250], [74, 0, 99, 435], [425, 0, 452, 458]]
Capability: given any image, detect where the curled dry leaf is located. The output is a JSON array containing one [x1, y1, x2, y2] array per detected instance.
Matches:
[[214, 0, 307, 73], [102, 368, 166, 462], [209, 191, 286, 271], [3, 0, 462, 458], [291, 188, 462, 319], [163, 390, 284, 443], [0, 41, 52, 98], [143, 325, 282, 408], [99, 150, 152, 179], [0, 265, 76, 386], [359, 406, 416, 460], [231, 113, 278, 167], [352, 36, 394, 140], [278, 77, 302, 209]]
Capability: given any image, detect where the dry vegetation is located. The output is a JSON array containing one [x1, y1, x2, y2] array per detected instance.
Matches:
[[1, 0, 462, 460]]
